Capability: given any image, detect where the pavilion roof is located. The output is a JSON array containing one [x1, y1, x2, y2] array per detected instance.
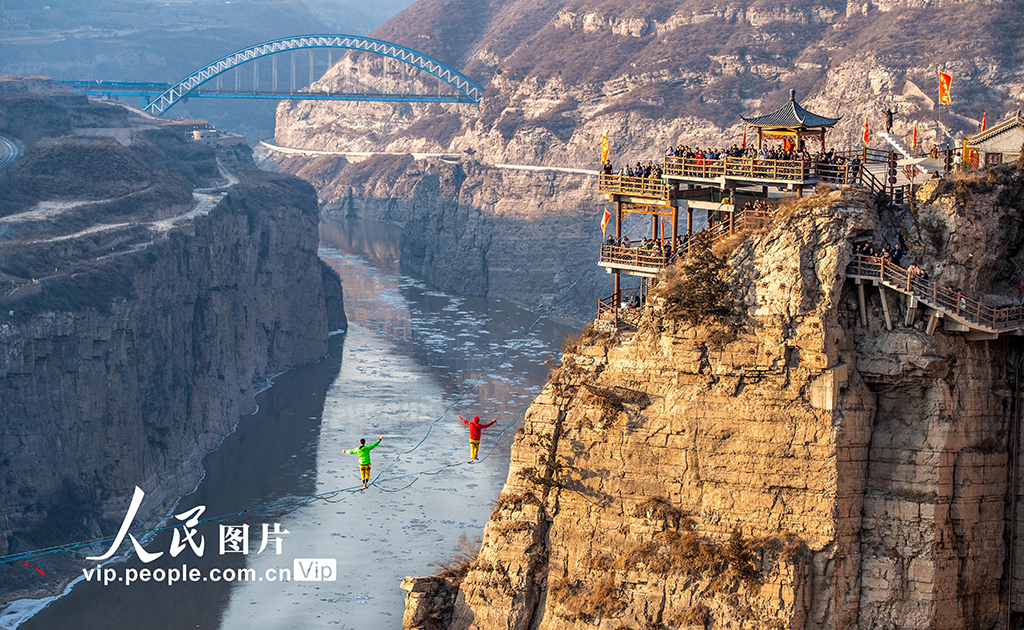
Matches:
[[967, 110, 1024, 145], [742, 90, 841, 129]]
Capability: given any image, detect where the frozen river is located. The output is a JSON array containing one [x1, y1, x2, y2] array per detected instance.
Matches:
[[12, 217, 572, 629]]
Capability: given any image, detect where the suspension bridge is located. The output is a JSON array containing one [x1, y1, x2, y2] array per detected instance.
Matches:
[[59, 34, 485, 116]]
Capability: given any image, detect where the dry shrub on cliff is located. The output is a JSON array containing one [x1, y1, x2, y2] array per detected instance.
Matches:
[[550, 575, 625, 622], [663, 529, 723, 577], [724, 527, 758, 582], [658, 238, 731, 325], [428, 533, 481, 586], [492, 491, 540, 512], [516, 465, 560, 488], [671, 603, 710, 627], [561, 322, 597, 355], [710, 230, 749, 259], [575, 387, 625, 430], [632, 498, 685, 530]]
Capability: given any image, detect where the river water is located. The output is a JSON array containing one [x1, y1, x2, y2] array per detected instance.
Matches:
[[11, 217, 573, 630]]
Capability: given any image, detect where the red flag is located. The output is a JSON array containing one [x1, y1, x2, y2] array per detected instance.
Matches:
[[742, 125, 747, 149], [981, 112, 987, 132], [601, 208, 611, 237], [912, 122, 918, 152], [863, 115, 870, 146], [939, 72, 952, 105]]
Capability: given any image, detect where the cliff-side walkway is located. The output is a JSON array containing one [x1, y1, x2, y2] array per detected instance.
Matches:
[[847, 255, 1024, 339]]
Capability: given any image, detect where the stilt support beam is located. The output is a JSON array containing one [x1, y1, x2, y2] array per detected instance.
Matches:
[[857, 279, 868, 327], [905, 295, 919, 327], [878, 285, 893, 331], [965, 331, 999, 341]]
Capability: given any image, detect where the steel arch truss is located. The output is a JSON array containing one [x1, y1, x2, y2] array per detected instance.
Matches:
[[143, 35, 484, 116]]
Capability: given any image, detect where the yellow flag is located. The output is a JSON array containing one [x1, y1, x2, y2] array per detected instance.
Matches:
[[601, 134, 609, 164]]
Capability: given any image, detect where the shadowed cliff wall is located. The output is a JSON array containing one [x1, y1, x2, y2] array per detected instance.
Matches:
[[0, 171, 345, 601]]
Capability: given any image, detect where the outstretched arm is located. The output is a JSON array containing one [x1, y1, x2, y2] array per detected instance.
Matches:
[[481, 420, 496, 428], [458, 416, 469, 426], [368, 435, 383, 450]]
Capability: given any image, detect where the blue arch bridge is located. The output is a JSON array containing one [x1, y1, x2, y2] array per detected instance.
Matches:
[[59, 34, 484, 116]]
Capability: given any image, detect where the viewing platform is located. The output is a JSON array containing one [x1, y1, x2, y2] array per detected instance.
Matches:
[[663, 156, 861, 191], [594, 89, 957, 329], [598, 244, 675, 277], [597, 174, 671, 205]]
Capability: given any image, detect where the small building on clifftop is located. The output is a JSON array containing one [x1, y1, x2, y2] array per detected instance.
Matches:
[[966, 111, 1024, 167]]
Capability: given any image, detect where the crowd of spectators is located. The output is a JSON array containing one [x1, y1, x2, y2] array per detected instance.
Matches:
[[602, 144, 862, 184], [605, 235, 676, 259], [854, 241, 928, 280], [602, 160, 663, 179]]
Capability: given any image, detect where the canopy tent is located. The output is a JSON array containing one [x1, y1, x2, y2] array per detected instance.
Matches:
[[742, 89, 842, 151]]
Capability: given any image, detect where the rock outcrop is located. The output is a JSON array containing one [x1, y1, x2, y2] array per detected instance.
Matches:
[[403, 168, 1024, 629], [0, 87, 345, 602]]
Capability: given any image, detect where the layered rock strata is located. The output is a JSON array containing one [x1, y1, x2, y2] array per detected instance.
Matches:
[[0, 89, 345, 601], [404, 170, 1024, 629], [275, 0, 1024, 170]]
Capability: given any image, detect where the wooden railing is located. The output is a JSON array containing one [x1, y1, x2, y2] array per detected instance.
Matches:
[[835, 148, 890, 164], [597, 288, 643, 327], [848, 255, 1024, 331], [597, 174, 669, 201], [599, 203, 774, 274], [673, 204, 773, 260], [599, 244, 674, 270], [664, 156, 808, 183]]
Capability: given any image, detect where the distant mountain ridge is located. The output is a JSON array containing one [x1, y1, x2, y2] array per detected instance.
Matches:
[[275, 0, 1024, 166]]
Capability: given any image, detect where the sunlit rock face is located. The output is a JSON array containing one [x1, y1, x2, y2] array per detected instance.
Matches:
[[275, 0, 1024, 169], [401, 171, 1024, 629]]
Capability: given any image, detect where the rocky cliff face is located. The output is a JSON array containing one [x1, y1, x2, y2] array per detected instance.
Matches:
[[267, 0, 1024, 318], [0, 86, 345, 602], [264, 152, 611, 319], [402, 168, 1024, 629], [275, 0, 1024, 167]]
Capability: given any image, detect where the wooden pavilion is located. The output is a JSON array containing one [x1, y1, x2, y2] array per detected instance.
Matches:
[[742, 89, 841, 151]]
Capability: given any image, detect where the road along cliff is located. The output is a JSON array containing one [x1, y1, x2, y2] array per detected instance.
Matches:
[[401, 166, 1024, 629], [0, 83, 345, 603], [266, 0, 1024, 320], [274, 0, 1024, 169]]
